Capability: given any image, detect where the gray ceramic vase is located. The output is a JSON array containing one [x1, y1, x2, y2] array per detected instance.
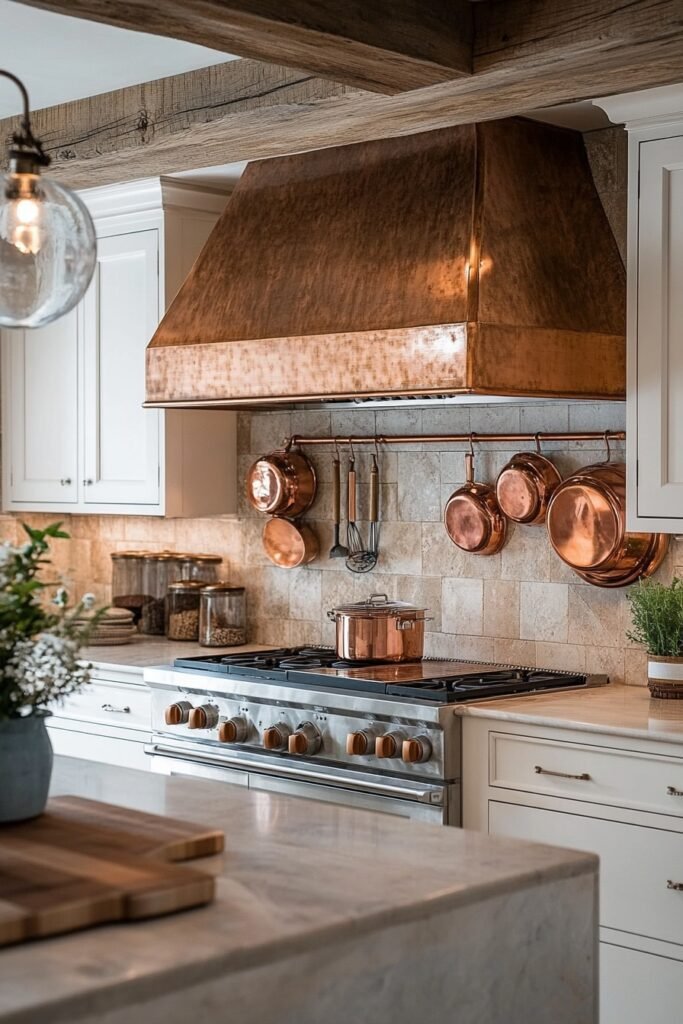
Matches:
[[0, 713, 53, 822]]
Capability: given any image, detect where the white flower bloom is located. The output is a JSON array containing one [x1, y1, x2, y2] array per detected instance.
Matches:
[[0, 543, 14, 564], [53, 587, 68, 607], [82, 593, 96, 610]]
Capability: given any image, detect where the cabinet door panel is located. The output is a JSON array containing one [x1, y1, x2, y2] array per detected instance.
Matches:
[[636, 136, 683, 522], [3, 312, 79, 504], [82, 229, 160, 506], [601, 943, 683, 1024]]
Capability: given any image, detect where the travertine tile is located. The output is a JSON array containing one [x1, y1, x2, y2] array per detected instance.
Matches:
[[624, 647, 648, 687], [584, 645, 625, 685], [501, 526, 552, 583], [428, 633, 495, 661], [535, 641, 586, 673], [375, 407, 422, 450], [442, 578, 483, 635], [567, 586, 624, 648], [397, 452, 441, 522], [371, 521, 422, 576], [288, 569, 322, 621], [250, 411, 292, 453], [494, 639, 536, 667], [396, 575, 442, 632], [520, 582, 569, 642], [289, 619, 323, 646], [483, 580, 520, 639]]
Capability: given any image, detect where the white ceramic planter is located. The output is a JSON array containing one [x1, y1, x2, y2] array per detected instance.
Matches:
[[648, 656, 683, 698]]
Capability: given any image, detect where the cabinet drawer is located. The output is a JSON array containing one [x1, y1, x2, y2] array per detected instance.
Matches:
[[52, 679, 150, 734], [49, 726, 150, 771], [491, 800, 683, 947], [601, 943, 683, 1024], [490, 731, 683, 819]]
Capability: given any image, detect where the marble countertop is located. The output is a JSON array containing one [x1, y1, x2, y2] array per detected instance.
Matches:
[[0, 757, 596, 1024], [81, 636, 269, 672], [456, 682, 683, 745]]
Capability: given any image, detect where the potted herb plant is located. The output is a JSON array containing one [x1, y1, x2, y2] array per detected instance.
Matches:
[[0, 522, 102, 822], [627, 577, 683, 698]]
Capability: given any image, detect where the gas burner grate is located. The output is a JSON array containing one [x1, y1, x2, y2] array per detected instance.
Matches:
[[387, 670, 587, 703]]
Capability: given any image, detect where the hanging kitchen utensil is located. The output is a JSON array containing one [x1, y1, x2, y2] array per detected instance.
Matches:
[[329, 442, 349, 559], [345, 444, 365, 565], [327, 594, 431, 663], [262, 516, 319, 569], [495, 434, 562, 525], [347, 446, 380, 574], [444, 436, 508, 555], [545, 433, 668, 586], [246, 447, 316, 518]]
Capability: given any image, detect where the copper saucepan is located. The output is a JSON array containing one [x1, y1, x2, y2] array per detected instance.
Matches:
[[262, 516, 319, 569], [246, 448, 316, 518], [496, 436, 562, 525], [546, 437, 668, 585], [444, 439, 507, 555]]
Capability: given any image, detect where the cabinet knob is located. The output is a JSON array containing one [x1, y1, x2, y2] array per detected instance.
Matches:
[[60, 478, 72, 486], [219, 717, 248, 744], [164, 701, 192, 726], [83, 478, 93, 486]]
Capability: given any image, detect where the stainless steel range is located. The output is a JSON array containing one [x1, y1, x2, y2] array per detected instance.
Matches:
[[145, 648, 605, 825]]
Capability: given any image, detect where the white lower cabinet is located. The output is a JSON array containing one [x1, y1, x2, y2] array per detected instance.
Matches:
[[462, 715, 683, 1023], [48, 666, 150, 772]]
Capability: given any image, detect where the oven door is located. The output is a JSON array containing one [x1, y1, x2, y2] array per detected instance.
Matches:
[[146, 742, 458, 825]]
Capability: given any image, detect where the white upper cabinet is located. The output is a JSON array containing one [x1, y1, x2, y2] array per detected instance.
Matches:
[[4, 308, 79, 504], [598, 86, 683, 531], [2, 178, 237, 516]]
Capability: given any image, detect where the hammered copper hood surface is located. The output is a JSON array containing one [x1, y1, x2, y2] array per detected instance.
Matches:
[[146, 118, 625, 408]]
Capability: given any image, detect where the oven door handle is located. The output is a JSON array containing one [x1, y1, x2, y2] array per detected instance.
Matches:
[[145, 743, 444, 806]]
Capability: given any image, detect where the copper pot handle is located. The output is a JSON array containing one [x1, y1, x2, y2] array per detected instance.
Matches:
[[464, 433, 476, 483]]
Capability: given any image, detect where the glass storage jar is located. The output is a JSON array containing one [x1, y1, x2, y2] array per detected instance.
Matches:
[[140, 553, 185, 635], [166, 580, 204, 641], [111, 551, 146, 625], [177, 554, 221, 583], [199, 584, 247, 647]]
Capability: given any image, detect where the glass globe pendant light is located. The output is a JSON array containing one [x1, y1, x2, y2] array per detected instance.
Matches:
[[0, 70, 96, 329]]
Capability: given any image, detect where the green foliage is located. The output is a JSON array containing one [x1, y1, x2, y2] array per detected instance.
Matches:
[[626, 578, 683, 658], [0, 522, 105, 720]]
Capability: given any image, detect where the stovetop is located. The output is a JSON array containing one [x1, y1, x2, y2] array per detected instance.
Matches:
[[173, 647, 590, 704]]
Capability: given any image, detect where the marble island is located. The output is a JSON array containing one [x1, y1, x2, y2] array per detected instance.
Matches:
[[0, 757, 598, 1024]]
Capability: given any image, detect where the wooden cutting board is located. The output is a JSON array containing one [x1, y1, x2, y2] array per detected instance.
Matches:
[[0, 797, 224, 947]]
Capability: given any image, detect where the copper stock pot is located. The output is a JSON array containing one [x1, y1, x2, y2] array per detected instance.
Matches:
[[327, 595, 430, 663]]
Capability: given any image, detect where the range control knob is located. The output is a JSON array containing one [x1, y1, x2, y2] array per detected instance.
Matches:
[[346, 731, 374, 756], [165, 701, 193, 726], [375, 733, 404, 759], [188, 704, 219, 730], [402, 736, 433, 764], [218, 717, 248, 744], [263, 723, 291, 751], [288, 722, 322, 756]]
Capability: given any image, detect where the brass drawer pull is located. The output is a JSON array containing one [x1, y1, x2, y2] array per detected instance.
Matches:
[[667, 786, 683, 797], [667, 880, 683, 891], [534, 765, 591, 781], [101, 703, 131, 714]]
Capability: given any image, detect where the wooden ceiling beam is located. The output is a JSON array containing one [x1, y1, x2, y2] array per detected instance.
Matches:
[[12, 0, 474, 94], [3, 1, 683, 190]]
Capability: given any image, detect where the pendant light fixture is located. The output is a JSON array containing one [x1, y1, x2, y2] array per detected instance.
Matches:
[[0, 70, 96, 329]]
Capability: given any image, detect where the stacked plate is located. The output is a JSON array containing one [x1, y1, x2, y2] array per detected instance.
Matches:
[[76, 607, 137, 646]]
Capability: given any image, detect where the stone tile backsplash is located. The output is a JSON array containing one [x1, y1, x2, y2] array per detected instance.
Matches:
[[2, 400, 681, 687]]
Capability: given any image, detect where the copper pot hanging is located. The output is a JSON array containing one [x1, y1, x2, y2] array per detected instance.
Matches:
[[262, 516, 319, 569], [495, 436, 562, 525], [545, 435, 668, 585], [444, 438, 508, 555], [246, 448, 316, 518]]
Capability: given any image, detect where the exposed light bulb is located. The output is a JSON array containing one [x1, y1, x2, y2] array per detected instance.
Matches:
[[0, 68, 97, 328]]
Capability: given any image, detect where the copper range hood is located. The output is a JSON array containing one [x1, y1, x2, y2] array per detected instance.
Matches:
[[146, 118, 625, 408]]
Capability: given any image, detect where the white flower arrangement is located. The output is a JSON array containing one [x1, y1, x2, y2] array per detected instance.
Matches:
[[0, 523, 104, 720]]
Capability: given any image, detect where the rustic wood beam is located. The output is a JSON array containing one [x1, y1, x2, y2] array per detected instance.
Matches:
[[3, 1, 683, 190], [13, 0, 474, 94]]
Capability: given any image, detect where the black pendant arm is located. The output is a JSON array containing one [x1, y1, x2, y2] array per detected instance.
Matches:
[[0, 68, 50, 168]]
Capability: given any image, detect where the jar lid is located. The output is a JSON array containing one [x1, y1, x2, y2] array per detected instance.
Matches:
[[200, 583, 245, 594], [167, 580, 207, 592], [111, 550, 147, 559], [330, 594, 425, 618], [144, 552, 184, 561]]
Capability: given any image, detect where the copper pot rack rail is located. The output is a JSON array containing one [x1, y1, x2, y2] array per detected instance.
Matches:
[[286, 431, 626, 448]]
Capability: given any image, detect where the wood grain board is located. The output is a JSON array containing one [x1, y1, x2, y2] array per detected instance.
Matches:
[[0, 797, 224, 947]]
